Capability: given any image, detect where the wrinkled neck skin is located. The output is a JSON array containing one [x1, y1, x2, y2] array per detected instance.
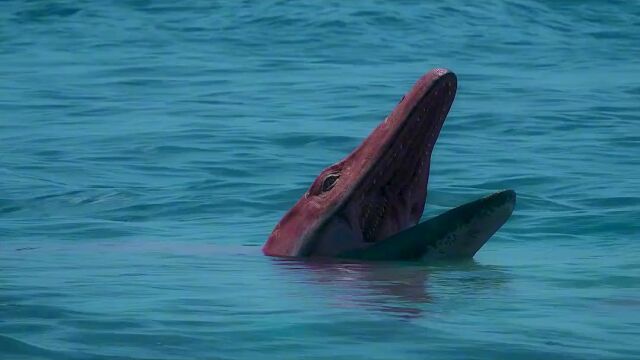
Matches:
[[263, 69, 458, 258]]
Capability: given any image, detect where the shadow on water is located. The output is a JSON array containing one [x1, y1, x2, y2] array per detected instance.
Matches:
[[270, 256, 510, 319]]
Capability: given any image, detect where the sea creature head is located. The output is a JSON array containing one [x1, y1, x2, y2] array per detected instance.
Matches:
[[263, 69, 457, 257]]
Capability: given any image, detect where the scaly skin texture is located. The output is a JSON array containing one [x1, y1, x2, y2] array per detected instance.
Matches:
[[263, 69, 458, 257]]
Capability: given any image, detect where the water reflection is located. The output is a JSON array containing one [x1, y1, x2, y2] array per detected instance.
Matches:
[[272, 257, 508, 319]]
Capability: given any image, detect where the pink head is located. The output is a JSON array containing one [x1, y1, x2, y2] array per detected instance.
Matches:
[[263, 69, 458, 257]]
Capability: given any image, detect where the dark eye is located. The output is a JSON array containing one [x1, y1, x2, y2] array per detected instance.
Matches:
[[321, 174, 339, 193]]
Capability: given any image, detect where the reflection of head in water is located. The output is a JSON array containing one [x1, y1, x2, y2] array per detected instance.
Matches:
[[271, 257, 509, 320], [272, 258, 430, 319]]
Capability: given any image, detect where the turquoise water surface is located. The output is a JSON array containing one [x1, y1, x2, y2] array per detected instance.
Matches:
[[1, 1, 639, 359]]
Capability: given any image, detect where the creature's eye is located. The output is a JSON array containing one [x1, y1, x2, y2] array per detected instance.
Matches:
[[321, 174, 339, 193], [306, 168, 342, 198]]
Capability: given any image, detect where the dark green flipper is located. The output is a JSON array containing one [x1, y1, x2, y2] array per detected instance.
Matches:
[[339, 190, 516, 261]]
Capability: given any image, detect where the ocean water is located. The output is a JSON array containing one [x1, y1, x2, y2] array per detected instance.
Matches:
[[1, 1, 639, 359]]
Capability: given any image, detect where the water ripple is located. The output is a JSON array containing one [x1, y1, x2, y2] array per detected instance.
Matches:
[[1, 0, 639, 359]]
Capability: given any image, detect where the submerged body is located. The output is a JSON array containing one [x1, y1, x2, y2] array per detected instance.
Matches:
[[264, 69, 515, 260]]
